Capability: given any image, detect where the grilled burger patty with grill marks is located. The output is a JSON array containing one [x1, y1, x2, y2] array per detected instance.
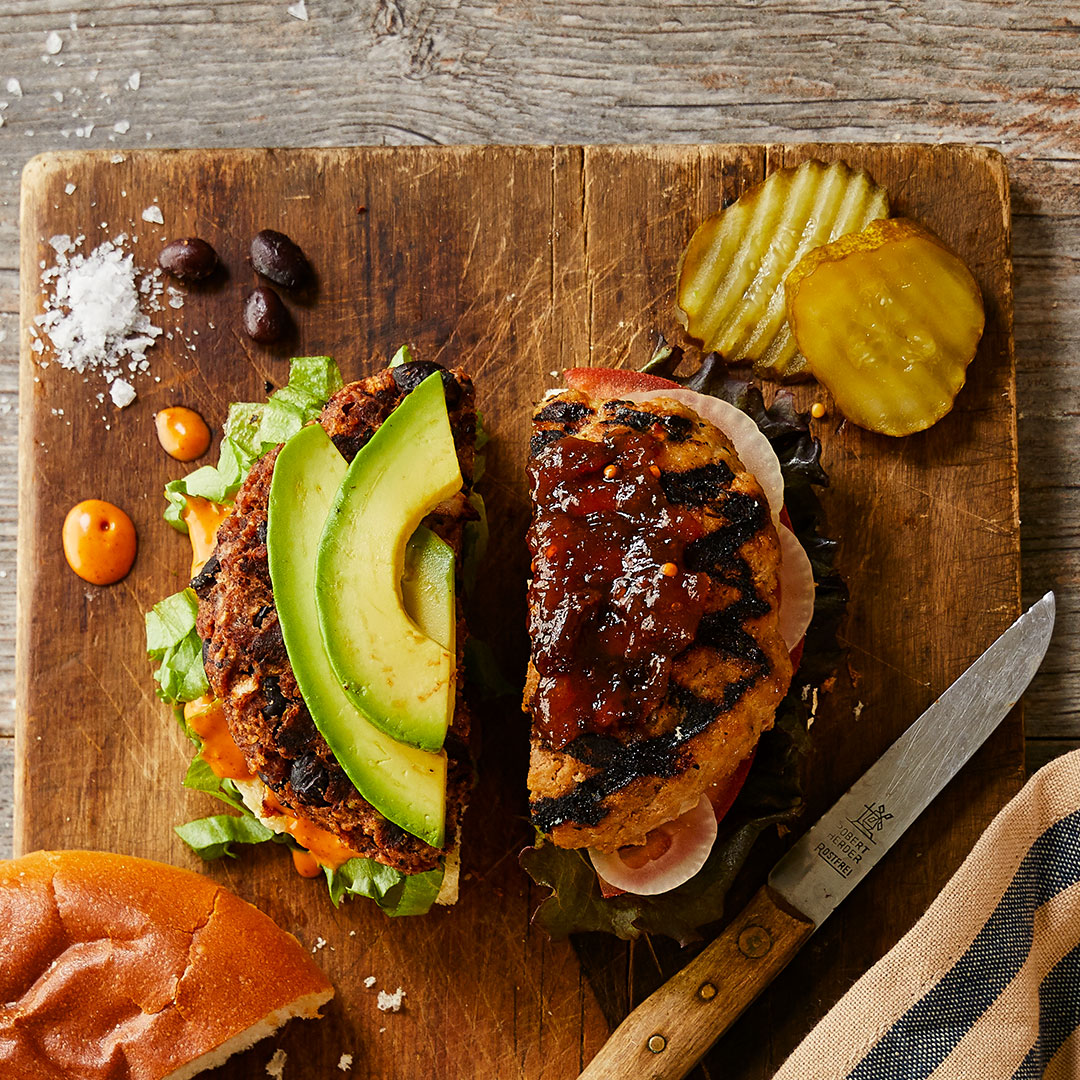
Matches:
[[524, 389, 793, 853], [194, 363, 477, 875]]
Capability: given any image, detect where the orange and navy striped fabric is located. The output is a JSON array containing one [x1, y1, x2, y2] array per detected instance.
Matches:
[[776, 751, 1080, 1080]]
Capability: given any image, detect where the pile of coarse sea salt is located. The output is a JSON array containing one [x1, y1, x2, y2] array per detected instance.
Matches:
[[29, 233, 174, 410]]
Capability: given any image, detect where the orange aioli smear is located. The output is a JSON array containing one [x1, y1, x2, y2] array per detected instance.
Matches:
[[184, 697, 253, 780], [263, 790, 365, 871], [185, 691, 363, 873], [62, 499, 137, 585], [156, 406, 212, 462], [183, 496, 230, 577]]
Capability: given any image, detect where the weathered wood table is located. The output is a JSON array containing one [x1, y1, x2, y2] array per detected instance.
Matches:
[[1, 1, 1078, 1075]]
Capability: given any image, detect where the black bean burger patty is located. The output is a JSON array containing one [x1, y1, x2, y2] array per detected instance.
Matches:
[[194, 363, 477, 875]]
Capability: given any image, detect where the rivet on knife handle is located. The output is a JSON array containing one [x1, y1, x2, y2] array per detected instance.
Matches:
[[576, 884, 815, 1080]]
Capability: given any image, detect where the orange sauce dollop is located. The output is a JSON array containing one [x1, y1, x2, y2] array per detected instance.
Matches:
[[62, 499, 137, 585], [156, 406, 211, 462]]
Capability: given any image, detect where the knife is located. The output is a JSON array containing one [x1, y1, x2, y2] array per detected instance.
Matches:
[[576, 592, 1056, 1080]]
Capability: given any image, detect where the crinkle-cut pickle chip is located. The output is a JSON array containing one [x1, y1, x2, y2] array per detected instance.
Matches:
[[785, 217, 985, 437], [677, 158, 889, 381]]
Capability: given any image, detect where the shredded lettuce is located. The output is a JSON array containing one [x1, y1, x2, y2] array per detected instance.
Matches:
[[163, 356, 343, 533], [145, 589, 208, 704], [521, 347, 848, 943]]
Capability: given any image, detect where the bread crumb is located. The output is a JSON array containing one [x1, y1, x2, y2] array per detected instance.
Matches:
[[363, 975, 376, 988], [377, 987, 405, 1012], [337, 1054, 353, 1072], [266, 1049, 287, 1079]]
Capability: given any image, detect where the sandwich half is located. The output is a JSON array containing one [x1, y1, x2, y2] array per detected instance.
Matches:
[[523, 367, 811, 906], [148, 354, 480, 913]]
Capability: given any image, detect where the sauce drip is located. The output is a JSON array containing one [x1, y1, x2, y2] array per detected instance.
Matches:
[[156, 406, 211, 461], [526, 432, 710, 749], [184, 696, 253, 780], [62, 499, 137, 585], [185, 693, 362, 873], [183, 496, 230, 577]]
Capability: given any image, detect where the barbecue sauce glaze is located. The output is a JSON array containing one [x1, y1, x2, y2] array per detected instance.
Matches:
[[527, 431, 710, 749]]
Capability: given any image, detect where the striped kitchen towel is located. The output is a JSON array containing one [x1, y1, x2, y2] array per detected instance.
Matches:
[[775, 749, 1080, 1080]]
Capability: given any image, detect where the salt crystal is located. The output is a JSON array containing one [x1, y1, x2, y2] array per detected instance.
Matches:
[[0, 117, 4, 130], [110, 154, 125, 164], [376, 987, 405, 1012], [53, 90, 63, 102], [265, 1049, 287, 1079], [127, 71, 140, 91], [167, 287, 184, 309], [38, 235, 163, 393], [114, 119, 129, 134], [337, 1055, 353, 1072], [45, 31, 63, 55], [141, 205, 164, 224], [6, 78, 22, 98], [288, 0, 309, 19], [64, 183, 75, 195], [363, 976, 376, 988], [109, 379, 136, 408]]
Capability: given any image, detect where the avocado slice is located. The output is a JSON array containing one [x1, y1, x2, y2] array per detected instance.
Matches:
[[267, 422, 448, 847], [316, 374, 462, 752], [402, 525, 455, 653]]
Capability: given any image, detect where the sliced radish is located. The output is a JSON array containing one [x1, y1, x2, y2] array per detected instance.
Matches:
[[621, 388, 784, 525], [588, 795, 718, 896], [778, 522, 815, 651]]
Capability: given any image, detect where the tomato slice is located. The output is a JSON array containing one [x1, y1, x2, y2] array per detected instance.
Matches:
[[564, 367, 680, 397]]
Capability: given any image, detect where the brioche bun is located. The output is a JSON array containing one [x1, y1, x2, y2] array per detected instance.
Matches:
[[0, 850, 334, 1079]]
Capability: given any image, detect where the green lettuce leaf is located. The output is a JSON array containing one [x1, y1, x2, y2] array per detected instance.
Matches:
[[162, 356, 343, 534], [145, 589, 208, 704], [181, 755, 248, 812], [522, 349, 847, 942], [324, 857, 444, 916], [175, 813, 277, 860]]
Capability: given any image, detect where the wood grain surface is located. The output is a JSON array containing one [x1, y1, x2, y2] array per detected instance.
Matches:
[[18, 142, 1019, 1079]]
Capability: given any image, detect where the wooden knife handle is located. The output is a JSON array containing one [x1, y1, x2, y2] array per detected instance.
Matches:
[[577, 884, 815, 1080]]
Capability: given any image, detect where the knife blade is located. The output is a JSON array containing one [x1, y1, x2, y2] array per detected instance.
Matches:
[[576, 592, 1055, 1080]]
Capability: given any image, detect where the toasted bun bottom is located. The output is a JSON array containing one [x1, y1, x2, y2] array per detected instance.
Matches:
[[0, 850, 333, 1080]]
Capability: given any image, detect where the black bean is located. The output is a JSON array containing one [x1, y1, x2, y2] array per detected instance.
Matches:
[[157, 237, 219, 282], [290, 752, 330, 805], [261, 675, 288, 719], [250, 229, 312, 289], [243, 286, 289, 344], [392, 360, 462, 409], [190, 552, 219, 595]]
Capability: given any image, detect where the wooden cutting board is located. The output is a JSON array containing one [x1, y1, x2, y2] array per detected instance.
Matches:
[[17, 144, 1019, 1079]]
